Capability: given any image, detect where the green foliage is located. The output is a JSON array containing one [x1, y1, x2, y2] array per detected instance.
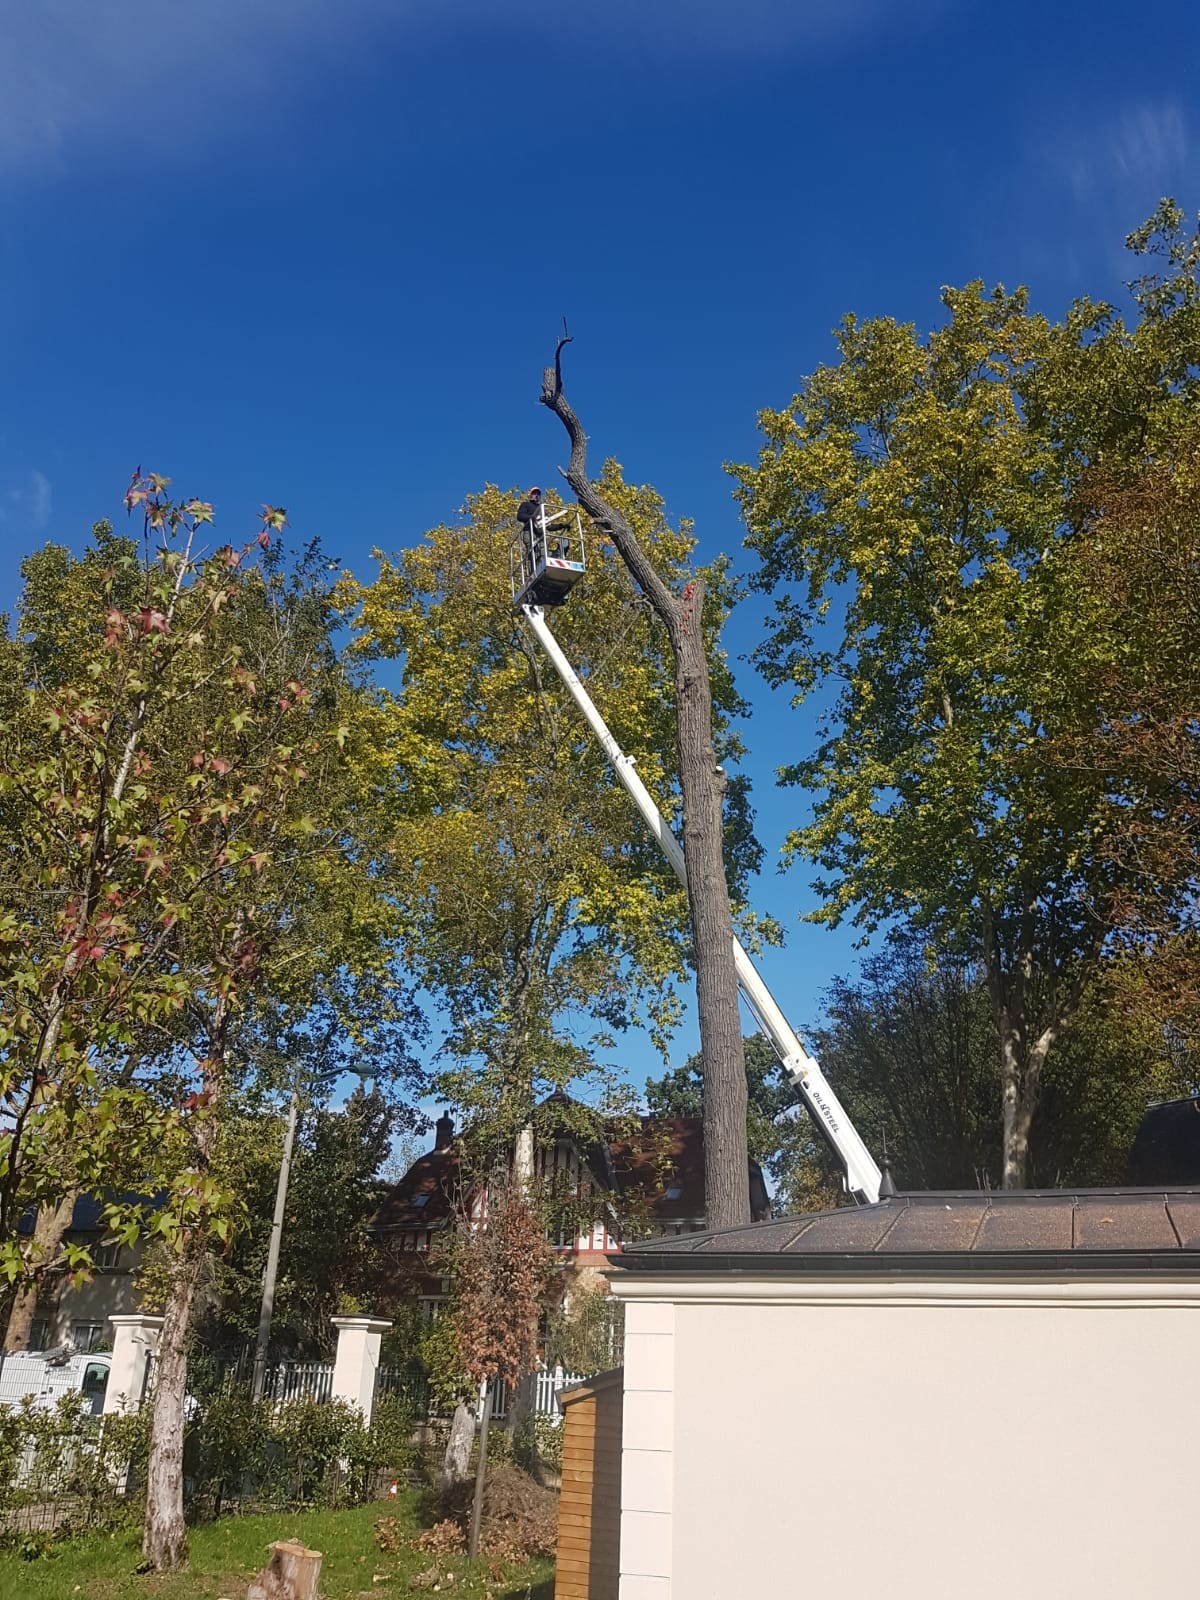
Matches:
[[419, 1312, 473, 1412], [0, 480, 422, 1302], [733, 204, 1200, 1182], [793, 942, 1192, 1201], [646, 1033, 798, 1189], [183, 1389, 414, 1517], [200, 1089, 410, 1357], [346, 468, 763, 1154], [0, 1390, 416, 1557], [544, 1288, 624, 1378], [0, 1394, 148, 1549]]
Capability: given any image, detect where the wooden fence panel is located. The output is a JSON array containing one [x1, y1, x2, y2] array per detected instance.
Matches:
[[554, 1368, 623, 1600]]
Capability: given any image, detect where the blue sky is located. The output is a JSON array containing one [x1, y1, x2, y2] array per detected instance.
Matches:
[[1, 0, 1197, 1103]]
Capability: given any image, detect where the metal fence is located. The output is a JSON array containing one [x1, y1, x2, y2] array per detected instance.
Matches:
[[375, 1361, 430, 1417], [371, 1363, 581, 1424], [260, 1360, 333, 1406], [491, 1366, 581, 1422]]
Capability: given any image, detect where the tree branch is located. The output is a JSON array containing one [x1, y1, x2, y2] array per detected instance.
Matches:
[[540, 346, 682, 629]]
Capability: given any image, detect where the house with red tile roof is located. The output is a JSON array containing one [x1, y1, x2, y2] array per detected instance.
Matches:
[[367, 1103, 770, 1310]]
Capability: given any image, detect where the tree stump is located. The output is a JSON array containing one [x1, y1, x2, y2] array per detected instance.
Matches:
[[246, 1541, 323, 1600]]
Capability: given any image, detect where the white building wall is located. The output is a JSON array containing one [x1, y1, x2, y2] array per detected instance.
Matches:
[[613, 1276, 1200, 1600], [618, 1298, 675, 1600]]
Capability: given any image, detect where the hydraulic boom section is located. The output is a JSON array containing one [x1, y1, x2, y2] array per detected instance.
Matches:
[[520, 602, 882, 1204]]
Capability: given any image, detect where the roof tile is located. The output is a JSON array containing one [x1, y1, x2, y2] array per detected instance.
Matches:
[[877, 1200, 988, 1253], [1072, 1194, 1177, 1250]]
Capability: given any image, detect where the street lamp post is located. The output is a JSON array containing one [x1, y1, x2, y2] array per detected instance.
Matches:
[[250, 1087, 301, 1402], [249, 1061, 374, 1403]]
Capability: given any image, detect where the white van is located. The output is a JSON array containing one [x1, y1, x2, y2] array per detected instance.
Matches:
[[0, 1348, 112, 1416]]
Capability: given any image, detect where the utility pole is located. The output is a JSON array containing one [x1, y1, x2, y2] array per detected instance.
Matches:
[[251, 1087, 300, 1403]]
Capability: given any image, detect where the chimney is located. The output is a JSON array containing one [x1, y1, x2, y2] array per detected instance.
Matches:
[[434, 1112, 454, 1152]]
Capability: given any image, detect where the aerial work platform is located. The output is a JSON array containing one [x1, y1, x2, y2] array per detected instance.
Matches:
[[511, 506, 586, 608]]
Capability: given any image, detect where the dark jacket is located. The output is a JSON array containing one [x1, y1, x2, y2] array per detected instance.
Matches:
[[517, 497, 543, 533]]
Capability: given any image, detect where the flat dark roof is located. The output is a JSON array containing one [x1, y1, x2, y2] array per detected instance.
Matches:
[[615, 1189, 1200, 1275]]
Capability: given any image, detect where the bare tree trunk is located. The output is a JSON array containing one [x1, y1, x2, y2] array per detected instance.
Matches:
[[512, 1122, 535, 1192], [981, 901, 1067, 1189], [438, 1400, 475, 1492], [142, 935, 236, 1571], [541, 340, 750, 1230], [3, 1192, 77, 1350], [468, 1382, 493, 1562], [141, 1241, 205, 1570]]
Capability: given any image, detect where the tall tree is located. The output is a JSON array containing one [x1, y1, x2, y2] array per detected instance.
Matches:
[[1048, 415, 1200, 1035], [805, 945, 1190, 1195], [0, 480, 415, 1565], [542, 339, 756, 1229], [200, 1084, 414, 1359], [135, 495, 416, 1570], [0, 497, 272, 1341], [735, 206, 1200, 1186], [349, 469, 761, 1196]]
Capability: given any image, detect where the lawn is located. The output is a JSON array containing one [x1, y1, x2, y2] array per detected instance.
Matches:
[[0, 1494, 554, 1600]]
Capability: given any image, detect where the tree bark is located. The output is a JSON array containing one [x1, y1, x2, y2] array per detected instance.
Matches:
[[142, 931, 237, 1571], [468, 1381, 493, 1562], [251, 1086, 300, 1402], [541, 342, 750, 1229], [247, 1540, 323, 1600], [438, 1399, 475, 1492], [3, 1191, 77, 1350], [981, 899, 1070, 1189], [141, 1240, 205, 1570]]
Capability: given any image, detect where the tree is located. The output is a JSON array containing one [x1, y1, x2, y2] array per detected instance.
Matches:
[[349, 467, 761, 1208], [735, 206, 1200, 1186], [0, 479, 416, 1566], [0, 495, 282, 1344], [444, 1176, 555, 1555], [646, 1033, 803, 1198], [1048, 417, 1200, 1036], [134, 498, 416, 1571], [804, 944, 1190, 1194], [542, 338, 756, 1229], [200, 1085, 414, 1359]]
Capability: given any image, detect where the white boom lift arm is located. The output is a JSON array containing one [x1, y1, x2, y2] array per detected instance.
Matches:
[[521, 602, 883, 1204]]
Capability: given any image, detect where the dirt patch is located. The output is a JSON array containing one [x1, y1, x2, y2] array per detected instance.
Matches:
[[426, 1467, 557, 1563]]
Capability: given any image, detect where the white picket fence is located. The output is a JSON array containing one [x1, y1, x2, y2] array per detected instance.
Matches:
[[260, 1360, 334, 1406], [490, 1366, 581, 1422]]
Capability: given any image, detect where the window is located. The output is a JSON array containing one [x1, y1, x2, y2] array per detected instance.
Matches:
[[93, 1240, 122, 1271], [664, 1185, 683, 1201], [28, 1319, 49, 1352], [411, 1194, 429, 1209], [71, 1321, 105, 1354], [548, 1219, 578, 1249], [81, 1361, 109, 1412]]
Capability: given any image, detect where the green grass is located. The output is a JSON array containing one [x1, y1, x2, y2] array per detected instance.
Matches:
[[0, 1494, 554, 1600]]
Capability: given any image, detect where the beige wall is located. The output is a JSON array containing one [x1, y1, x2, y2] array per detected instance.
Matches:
[[36, 1260, 142, 1348], [613, 1276, 1200, 1600]]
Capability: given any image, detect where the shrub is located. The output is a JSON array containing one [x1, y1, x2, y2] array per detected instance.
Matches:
[[0, 1395, 149, 1551], [184, 1388, 415, 1517]]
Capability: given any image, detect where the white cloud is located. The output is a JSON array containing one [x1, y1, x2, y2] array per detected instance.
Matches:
[[0, 0, 945, 181], [0, 471, 53, 531], [1042, 99, 1193, 209], [30, 471, 53, 530]]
